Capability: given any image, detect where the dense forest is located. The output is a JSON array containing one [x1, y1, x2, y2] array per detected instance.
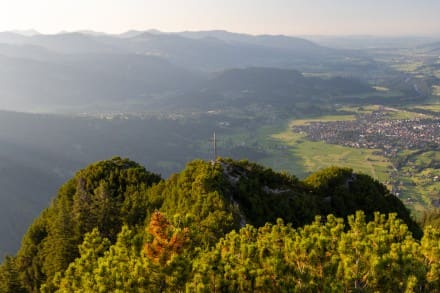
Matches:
[[0, 157, 438, 292]]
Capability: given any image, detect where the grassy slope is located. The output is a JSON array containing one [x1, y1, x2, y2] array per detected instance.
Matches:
[[398, 151, 440, 214]]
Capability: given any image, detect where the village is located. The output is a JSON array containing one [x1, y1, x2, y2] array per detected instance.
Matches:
[[292, 110, 440, 158]]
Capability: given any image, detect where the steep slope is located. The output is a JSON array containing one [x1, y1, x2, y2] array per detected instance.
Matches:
[[10, 158, 161, 292]]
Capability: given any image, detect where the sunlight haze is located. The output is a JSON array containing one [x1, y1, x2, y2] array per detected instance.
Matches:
[[0, 0, 439, 36]]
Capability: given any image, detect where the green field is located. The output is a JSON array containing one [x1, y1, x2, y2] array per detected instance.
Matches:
[[385, 108, 432, 119], [391, 61, 424, 73], [406, 104, 440, 114], [414, 104, 440, 112], [270, 119, 392, 182], [432, 85, 440, 96], [397, 151, 440, 215], [287, 114, 356, 126]]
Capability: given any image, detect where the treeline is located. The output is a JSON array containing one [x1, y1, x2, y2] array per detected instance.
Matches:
[[1, 157, 436, 292]]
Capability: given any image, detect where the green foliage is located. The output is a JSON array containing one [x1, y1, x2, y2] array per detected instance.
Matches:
[[336, 212, 425, 291], [149, 160, 238, 248], [420, 208, 440, 229], [41, 212, 440, 292], [55, 226, 150, 293], [1, 157, 433, 292], [14, 212, 50, 292], [304, 167, 422, 238], [219, 158, 317, 227], [304, 166, 353, 191], [55, 214, 191, 293], [421, 226, 440, 289], [52, 228, 111, 292], [0, 256, 26, 293], [189, 212, 438, 292], [71, 157, 161, 240], [10, 157, 161, 291]]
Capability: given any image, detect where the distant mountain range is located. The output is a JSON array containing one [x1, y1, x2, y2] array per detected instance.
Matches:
[[0, 29, 330, 56], [0, 30, 377, 112]]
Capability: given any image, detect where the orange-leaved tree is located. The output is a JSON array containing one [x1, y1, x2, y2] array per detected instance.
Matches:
[[144, 211, 189, 266]]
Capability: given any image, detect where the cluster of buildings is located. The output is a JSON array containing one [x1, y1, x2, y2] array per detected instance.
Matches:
[[293, 111, 440, 157]]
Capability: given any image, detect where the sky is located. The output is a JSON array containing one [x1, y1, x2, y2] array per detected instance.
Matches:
[[0, 0, 439, 36]]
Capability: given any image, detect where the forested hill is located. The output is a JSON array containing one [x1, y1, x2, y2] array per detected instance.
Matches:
[[1, 157, 438, 292]]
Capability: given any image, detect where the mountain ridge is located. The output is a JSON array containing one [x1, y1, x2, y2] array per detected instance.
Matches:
[[0, 156, 422, 291]]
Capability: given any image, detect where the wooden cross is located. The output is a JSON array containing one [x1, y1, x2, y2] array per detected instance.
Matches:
[[209, 131, 218, 162]]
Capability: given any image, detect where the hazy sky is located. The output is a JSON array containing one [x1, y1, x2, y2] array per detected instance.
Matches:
[[0, 0, 439, 36]]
